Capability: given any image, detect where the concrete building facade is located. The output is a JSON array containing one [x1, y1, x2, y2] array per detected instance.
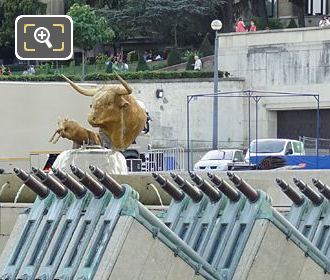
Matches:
[[39, 0, 64, 15], [218, 26, 330, 151]]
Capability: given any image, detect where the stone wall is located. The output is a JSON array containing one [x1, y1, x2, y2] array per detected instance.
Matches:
[[0, 78, 245, 164]]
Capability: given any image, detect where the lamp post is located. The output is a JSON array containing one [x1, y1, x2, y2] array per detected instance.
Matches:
[[211, 19, 222, 150]]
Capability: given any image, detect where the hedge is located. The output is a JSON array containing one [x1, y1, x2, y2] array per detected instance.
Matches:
[[0, 71, 230, 82]]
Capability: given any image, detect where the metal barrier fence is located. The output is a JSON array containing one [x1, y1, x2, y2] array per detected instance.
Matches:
[[299, 136, 330, 155], [142, 147, 185, 172]]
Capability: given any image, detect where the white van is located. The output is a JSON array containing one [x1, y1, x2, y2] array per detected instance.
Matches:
[[245, 138, 305, 162]]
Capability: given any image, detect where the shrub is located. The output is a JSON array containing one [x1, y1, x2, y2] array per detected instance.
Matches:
[[185, 55, 195, 71], [199, 34, 213, 57], [136, 56, 149, 71], [95, 53, 109, 65], [36, 63, 53, 74], [7, 64, 27, 72], [167, 48, 181, 66], [287, 18, 298, 29], [0, 71, 231, 81], [127, 51, 138, 62], [253, 17, 283, 30], [0, 74, 80, 81], [254, 17, 267, 30], [268, 18, 284, 30]]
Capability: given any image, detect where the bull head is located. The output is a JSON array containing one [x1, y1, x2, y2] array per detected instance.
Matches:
[[62, 74, 147, 150]]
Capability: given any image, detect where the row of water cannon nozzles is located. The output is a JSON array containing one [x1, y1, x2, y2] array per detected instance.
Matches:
[[276, 177, 330, 206], [13, 165, 126, 200], [152, 171, 260, 203]]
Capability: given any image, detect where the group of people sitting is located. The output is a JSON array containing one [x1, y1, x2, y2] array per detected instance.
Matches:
[[106, 56, 129, 73], [143, 51, 163, 62], [236, 18, 257, 32], [23, 65, 36, 75], [319, 16, 330, 28]]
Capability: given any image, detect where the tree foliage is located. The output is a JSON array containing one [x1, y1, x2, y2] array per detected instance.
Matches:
[[97, 0, 225, 47], [234, 0, 268, 27], [289, 0, 305, 27], [0, 0, 46, 48], [167, 48, 181, 66], [67, 4, 115, 51], [199, 34, 213, 57]]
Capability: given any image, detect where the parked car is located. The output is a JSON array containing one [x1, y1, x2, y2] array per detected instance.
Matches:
[[193, 149, 245, 171], [245, 138, 305, 162]]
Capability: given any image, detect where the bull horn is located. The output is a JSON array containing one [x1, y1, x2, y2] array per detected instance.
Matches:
[[62, 75, 98, 97], [115, 73, 132, 95]]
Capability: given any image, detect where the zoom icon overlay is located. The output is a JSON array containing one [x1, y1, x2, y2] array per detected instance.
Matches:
[[15, 15, 73, 60]]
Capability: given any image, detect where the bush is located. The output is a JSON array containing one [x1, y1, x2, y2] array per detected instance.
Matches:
[[254, 17, 267, 30], [95, 53, 109, 65], [127, 51, 138, 62], [268, 18, 284, 30], [287, 18, 298, 29], [167, 48, 181, 66], [199, 34, 213, 57], [136, 56, 149, 71], [7, 64, 28, 72], [253, 17, 284, 30], [0, 74, 80, 81], [0, 71, 231, 81], [185, 55, 195, 71], [36, 63, 53, 74]]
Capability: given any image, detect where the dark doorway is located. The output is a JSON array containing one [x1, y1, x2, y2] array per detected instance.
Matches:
[[277, 109, 330, 139]]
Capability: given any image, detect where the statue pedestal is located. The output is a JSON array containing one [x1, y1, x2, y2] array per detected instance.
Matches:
[[52, 147, 128, 174]]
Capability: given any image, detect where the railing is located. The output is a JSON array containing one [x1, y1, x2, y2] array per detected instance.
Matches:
[[144, 147, 185, 172], [127, 147, 185, 172], [299, 136, 330, 155]]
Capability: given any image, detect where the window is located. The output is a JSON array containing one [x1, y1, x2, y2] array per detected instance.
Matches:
[[266, 0, 278, 18], [201, 150, 233, 161], [285, 142, 293, 155], [234, 151, 244, 162], [250, 140, 286, 153], [292, 141, 303, 154], [306, 0, 328, 15]]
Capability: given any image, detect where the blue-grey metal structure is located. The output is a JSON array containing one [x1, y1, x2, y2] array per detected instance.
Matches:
[[186, 90, 320, 170], [2, 169, 330, 279]]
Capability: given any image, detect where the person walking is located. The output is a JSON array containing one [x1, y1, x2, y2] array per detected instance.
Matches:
[[236, 17, 246, 32]]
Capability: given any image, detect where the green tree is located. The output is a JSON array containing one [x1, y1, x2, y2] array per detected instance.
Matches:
[[167, 48, 181, 66], [98, 0, 225, 47], [0, 0, 46, 48], [287, 18, 298, 29], [199, 34, 213, 57], [64, 0, 87, 13], [67, 4, 115, 79], [233, 0, 268, 28]]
